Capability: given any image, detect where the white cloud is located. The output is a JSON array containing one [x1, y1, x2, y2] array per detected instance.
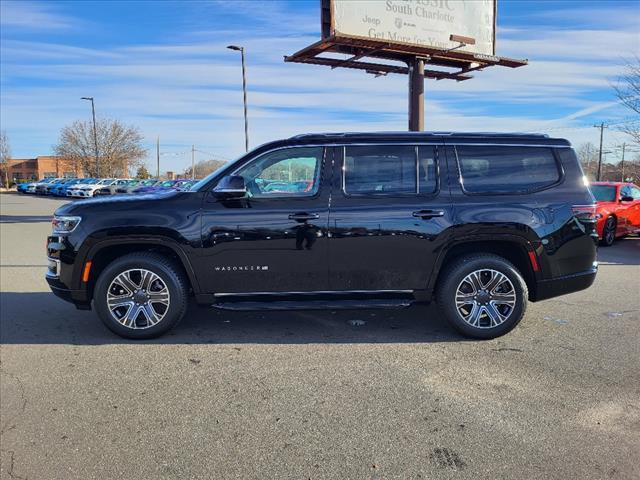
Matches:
[[1, 2, 638, 171], [0, 1, 75, 31]]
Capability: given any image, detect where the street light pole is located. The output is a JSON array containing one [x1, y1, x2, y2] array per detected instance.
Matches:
[[227, 45, 249, 152], [81, 97, 99, 177], [191, 144, 195, 180]]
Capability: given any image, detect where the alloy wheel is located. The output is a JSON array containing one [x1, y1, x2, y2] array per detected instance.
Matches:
[[455, 269, 517, 328], [605, 218, 615, 245], [106, 269, 170, 329]]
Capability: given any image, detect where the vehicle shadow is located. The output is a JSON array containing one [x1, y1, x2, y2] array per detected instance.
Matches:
[[597, 236, 640, 266], [0, 292, 464, 345]]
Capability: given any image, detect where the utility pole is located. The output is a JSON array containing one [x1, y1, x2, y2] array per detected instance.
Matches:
[[156, 136, 160, 180], [620, 142, 626, 182], [81, 97, 99, 176], [191, 145, 195, 180], [594, 122, 607, 181]]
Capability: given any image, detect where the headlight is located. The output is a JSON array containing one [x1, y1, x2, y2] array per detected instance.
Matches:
[[52, 215, 81, 234]]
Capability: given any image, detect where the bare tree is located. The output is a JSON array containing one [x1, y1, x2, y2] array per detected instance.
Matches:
[[576, 142, 599, 180], [0, 130, 11, 188], [183, 158, 227, 179], [613, 57, 640, 145], [54, 118, 147, 177]]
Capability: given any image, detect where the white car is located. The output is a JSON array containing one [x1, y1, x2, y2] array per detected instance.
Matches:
[[69, 179, 117, 198]]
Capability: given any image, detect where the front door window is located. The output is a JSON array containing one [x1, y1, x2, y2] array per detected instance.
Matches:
[[235, 147, 323, 198]]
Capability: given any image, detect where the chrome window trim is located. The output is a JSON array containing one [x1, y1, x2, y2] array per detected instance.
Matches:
[[207, 140, 569, 195]]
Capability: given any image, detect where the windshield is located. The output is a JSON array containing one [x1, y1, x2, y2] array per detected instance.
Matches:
[[591, 185, 617, 202], [160, 180, 176, 187]]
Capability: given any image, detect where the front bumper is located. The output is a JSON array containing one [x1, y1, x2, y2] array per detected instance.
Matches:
[[533, 266, 598, 301], [46, 275, 91, 309]]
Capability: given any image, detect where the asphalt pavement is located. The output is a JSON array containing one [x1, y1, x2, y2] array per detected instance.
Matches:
[[1, 193, 639, 480]]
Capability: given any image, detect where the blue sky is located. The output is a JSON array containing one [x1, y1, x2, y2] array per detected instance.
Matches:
[[1, 0, 639, 172]]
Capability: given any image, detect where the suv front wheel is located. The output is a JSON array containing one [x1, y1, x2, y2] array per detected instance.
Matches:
[[436, 254, 528, 339], [93, 252, 189, 339]]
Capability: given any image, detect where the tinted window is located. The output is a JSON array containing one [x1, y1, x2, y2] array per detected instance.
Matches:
[[457, 146, 560, 194], [236, 147, 323, 198], [344, 145, 436, 195], [591, 185, 617, 202]]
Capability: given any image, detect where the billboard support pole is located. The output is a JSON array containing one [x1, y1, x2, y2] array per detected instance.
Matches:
[[408, 58, 424, 132]]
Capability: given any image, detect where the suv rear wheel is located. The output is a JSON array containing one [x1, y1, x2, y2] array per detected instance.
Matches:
[[93, 252, 189, 339], [436, 254, 528, 339]]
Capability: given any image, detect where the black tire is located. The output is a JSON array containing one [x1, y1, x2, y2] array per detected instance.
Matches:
[[436, 254, 528, 339], [600, 216, 616, 247], [93, 252, 189, 339]]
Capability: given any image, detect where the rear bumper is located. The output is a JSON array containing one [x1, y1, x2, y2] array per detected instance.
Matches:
[[533, 266, 597, 301]]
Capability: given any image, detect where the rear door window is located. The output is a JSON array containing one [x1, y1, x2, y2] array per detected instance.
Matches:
[[456, 146, 560, 194], [343, 145, 437, 195]]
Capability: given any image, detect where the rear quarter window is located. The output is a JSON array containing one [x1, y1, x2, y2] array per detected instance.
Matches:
[[456, 146, 561, 194]]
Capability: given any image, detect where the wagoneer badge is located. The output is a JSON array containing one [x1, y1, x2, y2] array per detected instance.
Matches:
[[214, 265, 269, 272]]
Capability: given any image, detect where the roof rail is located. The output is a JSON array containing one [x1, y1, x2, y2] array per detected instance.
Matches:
[[289, 131, 551, 139]]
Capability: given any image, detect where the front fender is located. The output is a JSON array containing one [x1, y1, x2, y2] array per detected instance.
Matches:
[[74, 234, 201, 295]]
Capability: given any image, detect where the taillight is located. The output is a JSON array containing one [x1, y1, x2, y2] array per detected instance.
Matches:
[[572, 205, 598, 223]]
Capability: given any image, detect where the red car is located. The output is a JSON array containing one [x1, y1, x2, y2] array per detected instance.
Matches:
[[590, 181, 640, 246]]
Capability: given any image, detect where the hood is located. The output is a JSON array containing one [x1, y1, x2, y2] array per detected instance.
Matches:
[[54, 189, 183, 216]]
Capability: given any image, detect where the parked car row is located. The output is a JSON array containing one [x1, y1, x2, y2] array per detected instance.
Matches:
[[17, 178, 198, 197]]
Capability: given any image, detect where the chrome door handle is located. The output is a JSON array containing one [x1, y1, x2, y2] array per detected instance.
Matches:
[[412, 209, 445, 219]]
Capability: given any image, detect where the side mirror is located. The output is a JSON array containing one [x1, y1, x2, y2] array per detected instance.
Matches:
[[213, 175, 247, 198], [620, 195, 634, 202]]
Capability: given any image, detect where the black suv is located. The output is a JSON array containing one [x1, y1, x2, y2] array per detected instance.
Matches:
[[46, 132, 598, 339]]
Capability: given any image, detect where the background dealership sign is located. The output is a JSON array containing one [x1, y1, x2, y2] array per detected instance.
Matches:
[[287, 0, 524, 131], [326, 0, 496, 56]]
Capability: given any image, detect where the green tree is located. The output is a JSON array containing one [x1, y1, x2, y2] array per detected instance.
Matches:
[[135, 165, 152, 179]]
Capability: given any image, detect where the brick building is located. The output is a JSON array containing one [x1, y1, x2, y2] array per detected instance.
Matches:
[[2, 156, 83, 183]]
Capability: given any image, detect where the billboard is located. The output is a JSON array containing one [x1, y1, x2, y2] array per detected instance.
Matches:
[[324, 0, 496, 56]]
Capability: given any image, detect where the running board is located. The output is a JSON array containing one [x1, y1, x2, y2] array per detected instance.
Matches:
[[212, 298, 413, 312]]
